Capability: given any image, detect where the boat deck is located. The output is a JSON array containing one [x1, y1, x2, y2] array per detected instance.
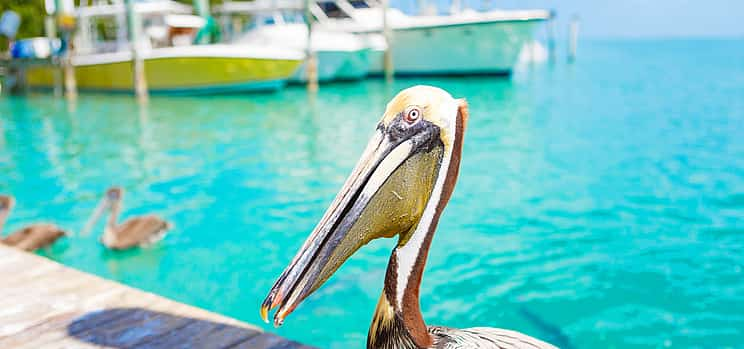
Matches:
[[0, 244, 313, 349]]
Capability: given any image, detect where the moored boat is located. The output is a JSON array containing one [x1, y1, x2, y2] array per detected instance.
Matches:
[[24, 0, 304, 94], [216, 1, 372, 83], [313, 0, 551, 76], [25, 44, 303, 94]]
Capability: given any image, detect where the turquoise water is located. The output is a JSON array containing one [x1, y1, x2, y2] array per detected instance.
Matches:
[[1, 39, 744, 348]]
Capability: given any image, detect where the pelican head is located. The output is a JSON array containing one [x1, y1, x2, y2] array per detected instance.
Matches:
[[81, 186, 124, 236], [261, 85, 468, 326], [0, 195, 15, 232], [106, 187, 123, 202], [0, 195, 15, 212]]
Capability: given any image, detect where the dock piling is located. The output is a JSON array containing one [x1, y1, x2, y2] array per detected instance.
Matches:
[[568, 14, 580, 63], [62, 52, 77, 100], [55, 0, 77, 100], [125, 0, 148, 103], [382, 0, 394, 83], [61, 29, 77, 100], [545, 10, 556, 64], [43, 16, 62, 97], [305, 0, 318, 92]]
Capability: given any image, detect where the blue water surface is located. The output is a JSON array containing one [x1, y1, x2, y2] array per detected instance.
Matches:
[[1, 39, 743, 348]]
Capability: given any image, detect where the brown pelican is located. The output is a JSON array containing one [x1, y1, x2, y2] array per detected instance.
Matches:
[[82, 187, 171, 250], [260, 86, 558, 348], [0, 195, 66, 252]]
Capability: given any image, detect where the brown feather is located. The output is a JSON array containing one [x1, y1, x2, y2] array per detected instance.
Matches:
[[3, 224, 66, 252], [104, 215, 169, 250]]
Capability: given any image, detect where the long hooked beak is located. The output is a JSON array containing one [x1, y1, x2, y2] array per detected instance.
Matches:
[[261, 123, 439, 326], [80, 198, 109, 237]]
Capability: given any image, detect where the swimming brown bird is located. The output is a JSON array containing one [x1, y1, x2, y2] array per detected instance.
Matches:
[[260, 86, 558, 349], [82, 187, 171, 250], [0, 195, 66, 252]]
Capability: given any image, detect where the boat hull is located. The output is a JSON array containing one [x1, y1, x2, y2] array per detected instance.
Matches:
[[334, 48, 371, 80], [366, 49, 385, 76], [25, 49, 302, 94], [290, 50, 352, 83], [236, 23, 371, 83], [388, 19, 540, 75]]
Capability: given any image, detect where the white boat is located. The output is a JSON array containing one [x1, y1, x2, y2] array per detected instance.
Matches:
[[216, 2, 372, 82], [312, 0, 551, 76]]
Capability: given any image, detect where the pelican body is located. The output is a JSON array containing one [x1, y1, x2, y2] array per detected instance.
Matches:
[[83, 187, 171, 250], [0, 195, 66, 252], [261, 86, 557, 348]]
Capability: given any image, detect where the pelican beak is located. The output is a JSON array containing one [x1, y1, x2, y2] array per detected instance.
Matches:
[[80, 197, 109, 237], [261, 116, 446, 327]]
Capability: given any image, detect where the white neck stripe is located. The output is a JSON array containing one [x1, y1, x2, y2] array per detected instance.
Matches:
[[393, 98, 459, 308]]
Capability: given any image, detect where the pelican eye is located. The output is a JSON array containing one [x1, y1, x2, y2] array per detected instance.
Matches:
[[404, 107, 421, 124]]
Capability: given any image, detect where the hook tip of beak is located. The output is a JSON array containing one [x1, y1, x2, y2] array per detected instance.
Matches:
[[259, 305, 270, 324], [273, 312, 286, 327]]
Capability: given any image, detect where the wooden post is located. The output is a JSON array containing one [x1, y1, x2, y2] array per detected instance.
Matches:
[[44, 15, 62, 97], [62, 43, 77, 100], [546, 10, 556, 64], [125, 0, 147, 102], [56, 0, 77, 100], [305, 0, 318, 92], [382, 0, 393, 83], [568, 14, 579, 63]]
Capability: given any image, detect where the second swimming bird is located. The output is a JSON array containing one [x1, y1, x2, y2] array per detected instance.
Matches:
[[82, 187, 171, 250]]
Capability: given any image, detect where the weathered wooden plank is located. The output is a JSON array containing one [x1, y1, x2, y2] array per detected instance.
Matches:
[[0, 285, 157, 347], [0, 272, 111, 310], [8, 291, 181, 348], [0, 279, 133, 339], [0, 311, 95, 349], [132, 319, 225, 348], [232, 332, 313, 349], [73, 308, 195, 348], [0, 245, 314, 349], [0, 260, 63, 289], [178, 322, 262, 349]]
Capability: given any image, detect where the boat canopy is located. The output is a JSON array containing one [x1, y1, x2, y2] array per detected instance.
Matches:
[[76, 0, 192, 18]]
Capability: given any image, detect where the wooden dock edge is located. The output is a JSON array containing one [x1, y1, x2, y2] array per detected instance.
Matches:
[[0, 245, 315, 349]]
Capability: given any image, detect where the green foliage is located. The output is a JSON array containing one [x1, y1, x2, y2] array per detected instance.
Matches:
[[0, 0, 46, 41], [0, 0, 228, 50]]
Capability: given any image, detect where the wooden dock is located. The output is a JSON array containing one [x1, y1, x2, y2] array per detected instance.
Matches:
[[0, 245, 314, 349]]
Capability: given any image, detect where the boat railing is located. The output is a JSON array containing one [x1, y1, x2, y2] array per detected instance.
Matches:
[[214, 0, 305, 15], [76, 0, 192, 18]]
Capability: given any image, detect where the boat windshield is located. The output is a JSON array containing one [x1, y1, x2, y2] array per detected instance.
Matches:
[[348, 0, 370, 8], [316, 1, 351, 18], [245, 14, 276, 30], [281, 11, 305, 24]]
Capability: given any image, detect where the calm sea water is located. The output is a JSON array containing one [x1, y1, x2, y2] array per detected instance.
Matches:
[[1, 39, 743, 348]]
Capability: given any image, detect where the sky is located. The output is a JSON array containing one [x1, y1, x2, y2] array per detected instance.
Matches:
[[391, 0, 744, 38]]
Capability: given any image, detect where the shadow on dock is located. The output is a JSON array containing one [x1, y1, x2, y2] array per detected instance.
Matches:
[[67, 307, 314, 349]]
